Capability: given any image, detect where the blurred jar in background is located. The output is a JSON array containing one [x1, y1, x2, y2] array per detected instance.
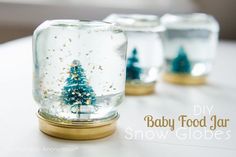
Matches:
[[104, 14, 164, 95], [160, 13, 219, 85]]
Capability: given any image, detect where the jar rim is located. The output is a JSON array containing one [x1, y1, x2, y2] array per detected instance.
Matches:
[[34, 19, 124, 33], [47, 19, 113, 26], [104, 14, 165, 32], [160, 13, 219, 32]]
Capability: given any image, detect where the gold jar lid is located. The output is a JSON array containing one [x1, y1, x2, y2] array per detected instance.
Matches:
[[163, 72, 207, 85], [37, 111, 119, 140], [125, 81, 156, 95]]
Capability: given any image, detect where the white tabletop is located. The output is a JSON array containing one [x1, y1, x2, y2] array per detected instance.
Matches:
[[0, 37, 236, 157]]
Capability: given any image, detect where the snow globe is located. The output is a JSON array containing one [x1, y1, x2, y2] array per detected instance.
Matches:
[[104, 14, 164, 95], [33, 20, 127, 140], [160, 13, 219, 84]]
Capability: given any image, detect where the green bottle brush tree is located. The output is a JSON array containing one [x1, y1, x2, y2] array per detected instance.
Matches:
[[61, 60, 96, 114], [126, 48, 142, 81], [171, 46, 191, 74]]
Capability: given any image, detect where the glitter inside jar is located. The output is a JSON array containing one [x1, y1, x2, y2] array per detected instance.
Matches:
[[33, 20, 127, 121]]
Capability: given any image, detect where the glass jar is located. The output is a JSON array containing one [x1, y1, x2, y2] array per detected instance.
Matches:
[[104, 14, 165, 95], [33, 20, 127, 139], [160, 13, 219, 84]]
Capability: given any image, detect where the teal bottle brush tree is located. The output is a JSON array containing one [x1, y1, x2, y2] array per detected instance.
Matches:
[[126, 48, 142, 80], [61, 60, 96, 114], [171, 46, 191, 74]]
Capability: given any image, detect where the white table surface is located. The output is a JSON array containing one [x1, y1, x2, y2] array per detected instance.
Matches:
[[0, 37, 236, 157]]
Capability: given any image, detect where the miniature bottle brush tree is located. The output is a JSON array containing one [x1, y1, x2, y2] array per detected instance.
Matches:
[[126, 48, 142, 80], [171, 46, 191, 74], [61, 60, 96, 113]]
